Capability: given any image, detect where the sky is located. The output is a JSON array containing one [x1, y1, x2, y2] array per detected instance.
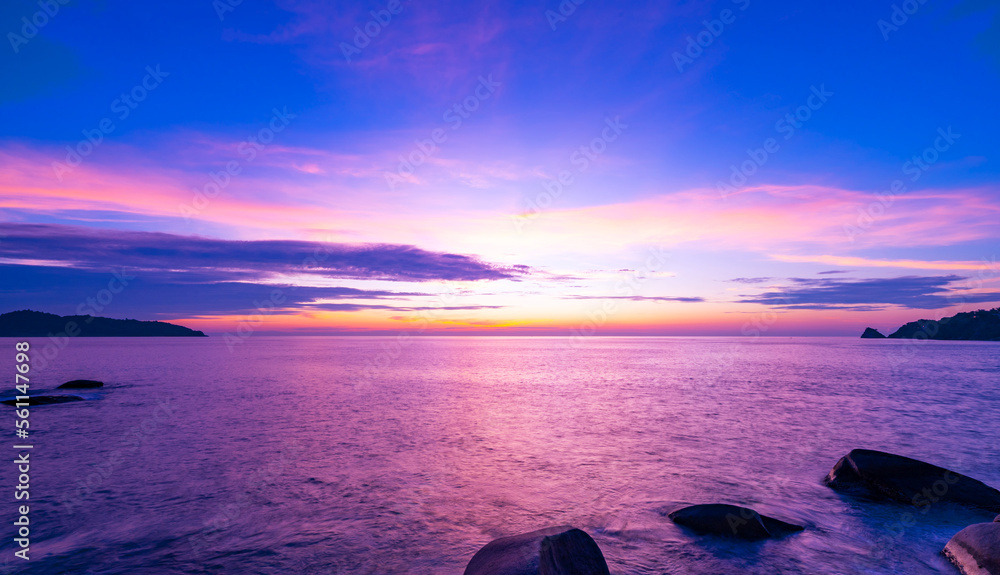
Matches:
[[1, 0, 999, 336]]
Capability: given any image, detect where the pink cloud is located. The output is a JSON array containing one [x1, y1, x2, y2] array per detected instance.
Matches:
[[4, 137, 998, 276]]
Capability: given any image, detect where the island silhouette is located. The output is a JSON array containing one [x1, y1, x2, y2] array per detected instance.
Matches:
[[0, 310, 206, 337], [861, 307, 1000, 341]]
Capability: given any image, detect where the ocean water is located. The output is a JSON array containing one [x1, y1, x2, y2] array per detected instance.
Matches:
[[1, 336, 998, 574]]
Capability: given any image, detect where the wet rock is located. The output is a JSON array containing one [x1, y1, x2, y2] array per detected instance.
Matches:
[[943, 522, 1000, 575], [825, 449, 1000, 513], [464, 526, 610, 575], [2, 395, 85, 406], [667, 504, 804, 540], [57, 379, 104, 389], [538, 529, 611, 575]]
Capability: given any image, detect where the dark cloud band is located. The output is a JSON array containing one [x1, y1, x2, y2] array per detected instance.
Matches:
[[0, 223, 527, 282], [738, 275, 1000, 310]]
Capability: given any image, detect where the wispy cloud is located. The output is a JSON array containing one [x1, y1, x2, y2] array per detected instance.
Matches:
[[562, 295, 704, 302], [305, 303, 504, 312], [738, 275, 1000, 310], [770, 254, 997, 271], [227, 0, 514, 100]]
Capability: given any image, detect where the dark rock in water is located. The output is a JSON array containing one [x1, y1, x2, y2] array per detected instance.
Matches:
[[995, 514, 1000, 523], [538, 529, 611, 575], [943, 522, 1000, 575], [57, 379, 104, 389], [667, 504, 804, 540], [464, 525, 570, 575], [861, 327, 886, 338], [464, 526, 610, 575], [825, 449, 1000, 513], [2, 395, 85, 406]]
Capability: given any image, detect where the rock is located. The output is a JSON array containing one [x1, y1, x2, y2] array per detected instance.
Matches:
[[538, 529, 611, 575], [1, 395, 85, 406], [825, 449, 1000, 513], [861, 327, 886, 338], [463, 526, 610, 575], [995, 515, 1000, 523], [667, 504, 804, 540], [943, 522, 1000, 575], [886, 307, 1000, 341], [57, 379, 104, 389]]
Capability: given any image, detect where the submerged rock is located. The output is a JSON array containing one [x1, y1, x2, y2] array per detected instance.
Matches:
[[825, 449, 1000, 513], [667, 504, 804, 540], [943, 522, 1000, 575], [861, 327, 886, 338], [57, 379, 104, 389], [464, 526, 610, 575], [1, 395, 85, 406]]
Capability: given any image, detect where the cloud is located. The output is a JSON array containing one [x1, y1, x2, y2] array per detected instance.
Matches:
[[304, 303, 504, 312], [562, 295, 704, 302], [738, 275, 1000, 310], [226, 0, 514, 100], [5, 142, 999, 265], [727, 277, 774, 284], [0, 223, 528, 283], [771, 254, 998, 272], [0, 263, 455, 317], [817, 270, 851, 275]]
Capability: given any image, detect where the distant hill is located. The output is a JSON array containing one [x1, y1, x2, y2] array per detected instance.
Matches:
[[860, 327, 886, 338], [0, 310, 207, 337], [886, 308, 1000, 341]]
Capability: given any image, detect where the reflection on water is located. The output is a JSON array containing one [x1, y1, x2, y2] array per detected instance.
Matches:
[[4, 336, 998, 574]]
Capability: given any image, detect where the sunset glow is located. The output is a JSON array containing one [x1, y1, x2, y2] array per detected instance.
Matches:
[[3, 0, 999, 335]]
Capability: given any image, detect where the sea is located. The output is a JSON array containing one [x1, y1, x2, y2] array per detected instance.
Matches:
[[1, 336, 998, 574]]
